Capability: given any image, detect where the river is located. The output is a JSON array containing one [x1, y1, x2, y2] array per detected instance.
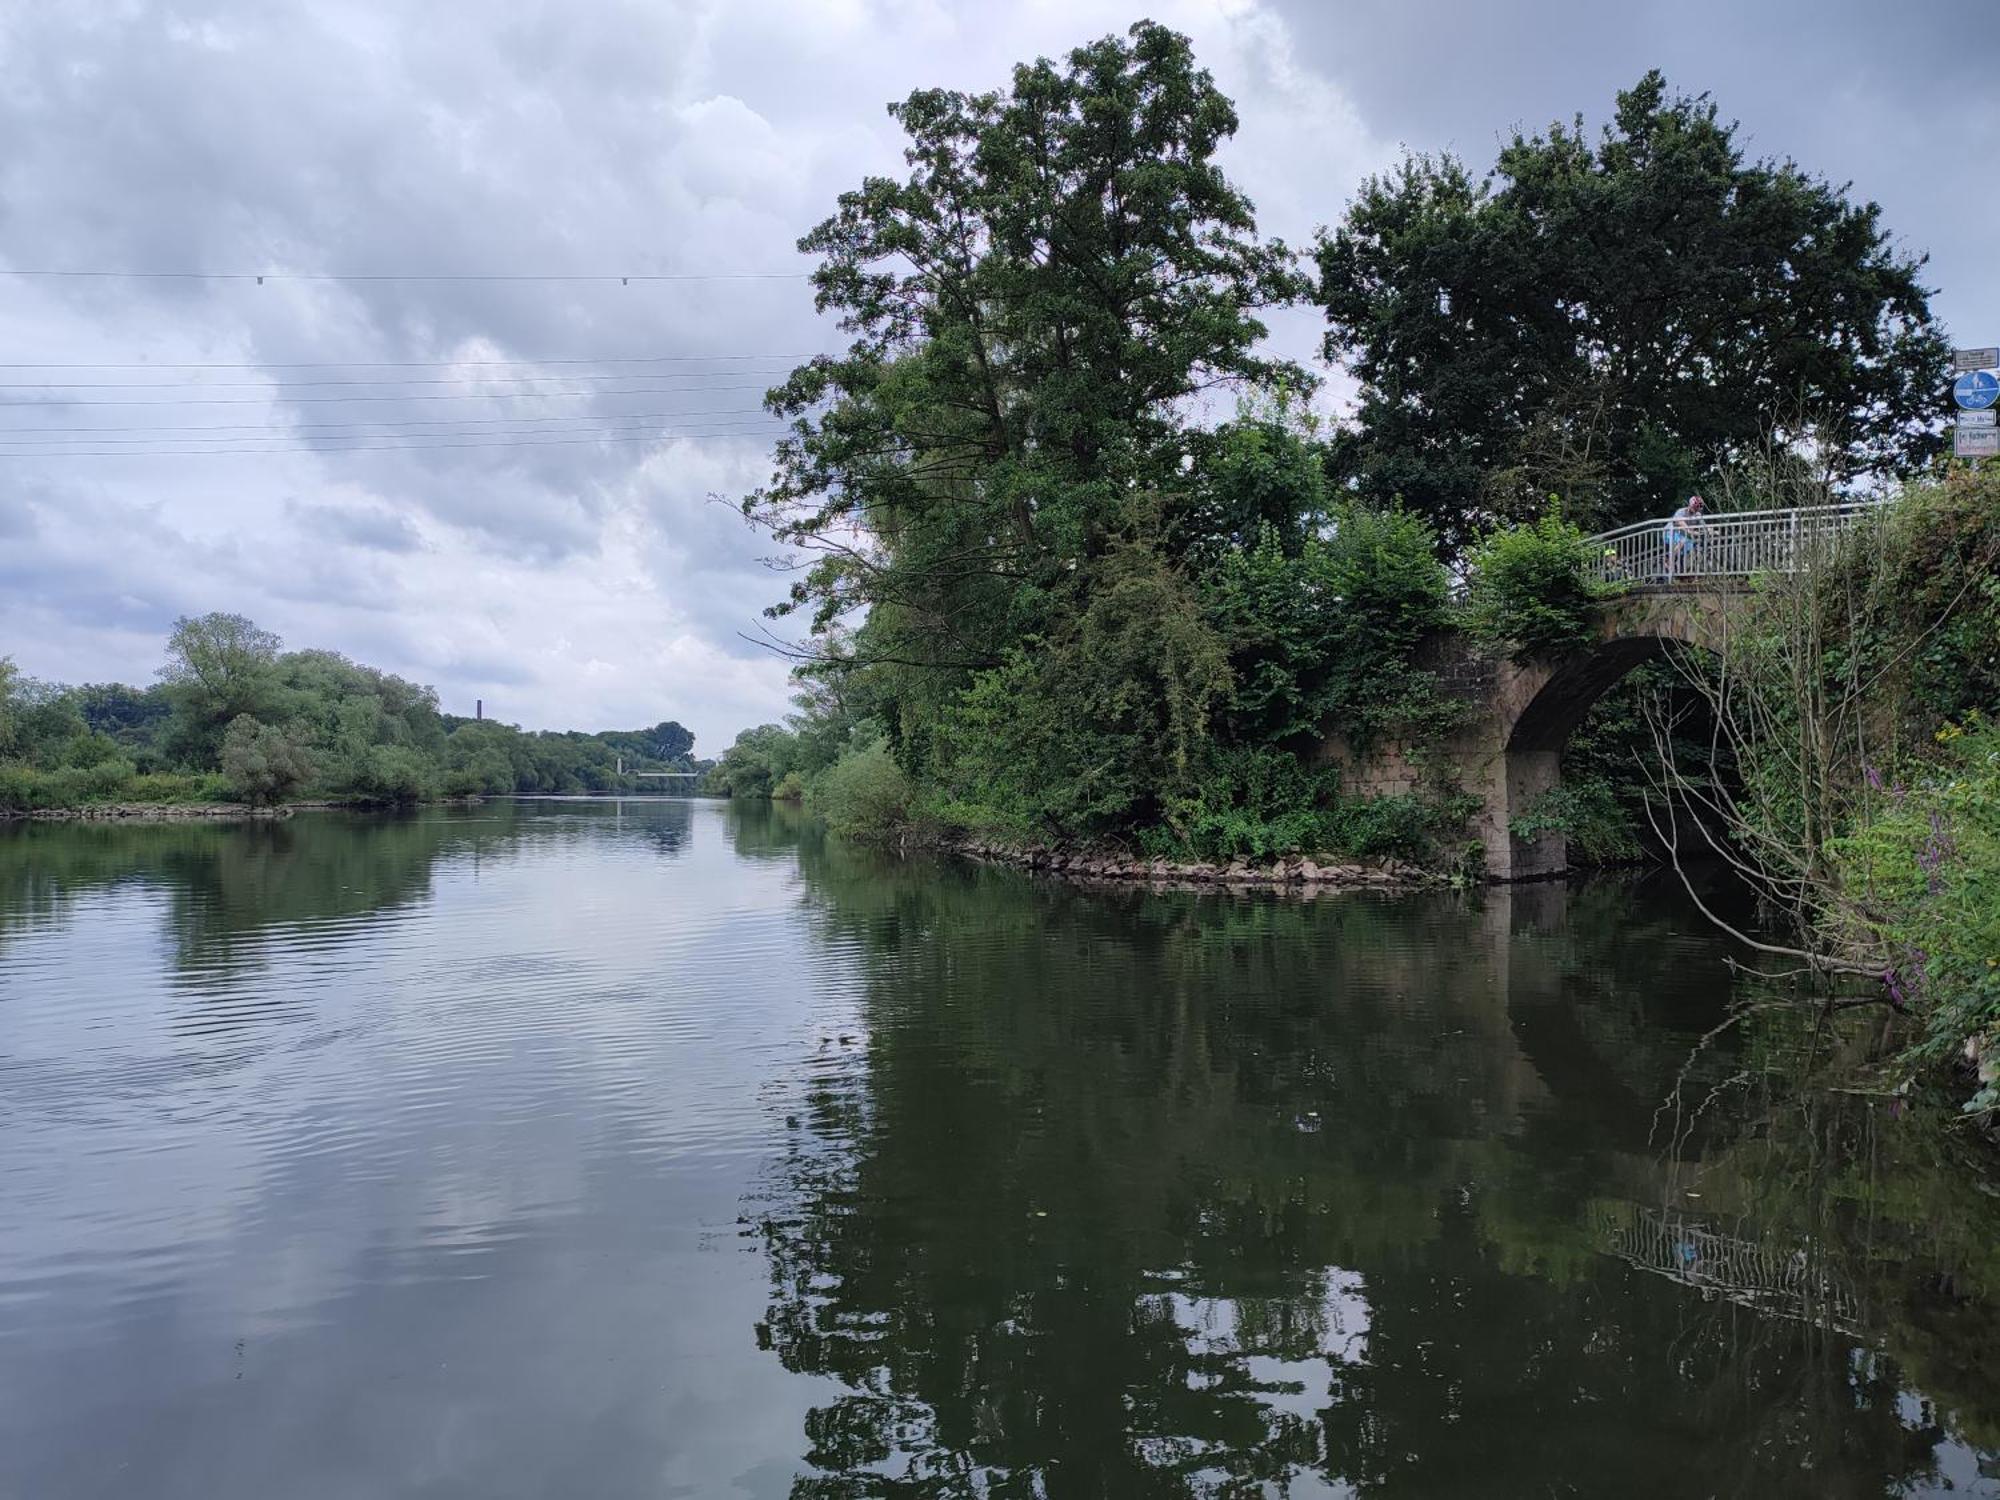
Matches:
[[1, 799, 1996, 1498]]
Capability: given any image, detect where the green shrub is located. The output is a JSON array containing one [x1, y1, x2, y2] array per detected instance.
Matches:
[[1205, 505, 1451, 752], [1153, 747, 1341, 860], [1465, 504, 1605, 662], [810, 740, 915, 841], [0, 759, 231, 810], [936, 547, 1232, 842], [220, 715, 313, 806], [1326, 791, 1477, 862], [1831, 717, 2000, 1113], [1508, 776, 1641, 864], [348, 743, 436, 805], [124, 771, 235, 804]]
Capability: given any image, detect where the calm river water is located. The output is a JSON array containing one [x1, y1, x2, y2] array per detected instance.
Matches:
[[2, 799, 1998, 1498]]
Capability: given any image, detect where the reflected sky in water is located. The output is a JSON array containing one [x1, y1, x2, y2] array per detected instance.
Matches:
[[1, 800, 1996, 1498]]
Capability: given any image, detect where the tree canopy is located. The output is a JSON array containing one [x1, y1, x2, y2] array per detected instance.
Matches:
[[747, 19, 1306, 663], [0, 616, 706, 811], [1316, 71, 1948, 552]]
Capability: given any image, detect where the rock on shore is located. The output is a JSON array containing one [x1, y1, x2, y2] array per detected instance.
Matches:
[[1, 802, 293, 824], [952, 839, 1436, 890]]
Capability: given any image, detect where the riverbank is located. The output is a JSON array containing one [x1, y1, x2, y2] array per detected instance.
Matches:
[[952, 837, 1442, 890], [1, 795, 488, 824], [2, 801, 291, 823]]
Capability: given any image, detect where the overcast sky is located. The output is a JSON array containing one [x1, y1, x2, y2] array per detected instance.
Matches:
[[2, 1, 1990, 754]]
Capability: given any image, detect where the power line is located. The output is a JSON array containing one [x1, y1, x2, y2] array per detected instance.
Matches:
[[3, 268, 809, 284], [0, 381, 787, 408], [0, 417, 781, 447], [0, 421, 790, 459], [0, 405, 778, 437], [0, 367, 800, 390], [0, 352, 815, 371]]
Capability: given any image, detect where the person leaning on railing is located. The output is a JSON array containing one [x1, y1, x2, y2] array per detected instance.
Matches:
[[1662, 494, 1707, 580]]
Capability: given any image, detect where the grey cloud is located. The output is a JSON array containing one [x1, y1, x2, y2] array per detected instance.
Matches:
[[287, 499, 424, 553], [0, 0, 1982, 745]]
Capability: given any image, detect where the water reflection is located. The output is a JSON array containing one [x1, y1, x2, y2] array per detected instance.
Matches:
[[750, 814, 2000, 1496], [0, 802, 1994, 1498]]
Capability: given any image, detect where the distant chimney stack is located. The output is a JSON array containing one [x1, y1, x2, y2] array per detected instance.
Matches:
[[475, 698, 483, 721]]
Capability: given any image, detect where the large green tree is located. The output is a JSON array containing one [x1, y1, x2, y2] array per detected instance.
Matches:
[[1316, 72, 1949, 553], [746, 20, 1306, 677], [156, 612, 285, 763]]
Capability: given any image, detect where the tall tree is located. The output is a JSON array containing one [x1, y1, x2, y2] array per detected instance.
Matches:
[[745, 20, 1307, 675], [156, 612, 285, 764], [1316, 72, 1949, 553]]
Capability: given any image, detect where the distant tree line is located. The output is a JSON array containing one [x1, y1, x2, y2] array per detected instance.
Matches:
[[0, 612, 702, 810]]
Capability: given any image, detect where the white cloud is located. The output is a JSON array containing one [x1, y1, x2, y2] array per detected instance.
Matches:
[[0, 0, 1382, 752]]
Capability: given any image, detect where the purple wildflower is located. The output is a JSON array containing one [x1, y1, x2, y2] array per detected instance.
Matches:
[[1883, 967, 1907, 1010]]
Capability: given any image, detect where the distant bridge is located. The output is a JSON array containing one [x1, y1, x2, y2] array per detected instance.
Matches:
[[1329, 500, 1891, 879], [614, 757, 701, 784]]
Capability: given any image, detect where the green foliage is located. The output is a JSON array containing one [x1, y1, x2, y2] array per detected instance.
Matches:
[[1842, 464, 2000, 738], [1149, 747, 1340, 860], [1465, 505, 1605, 662], [1317, 71, 1947, 549], [809, 738, 915, 842], [1205, 503, 1451, 752], [933, 548, 1232, 842], [220, 716, 313, 806], [348, 743, 436, 805], [1140, 744, 1473, 866], [706, 723, 798, 800], [1831, 719, 2000, 1111], [1508, 776, 1640, 864], [749, 21, 1307, 633], [158, 612, 285, 764], [4, 618, 705, 812], [0, 756, 235, 811]]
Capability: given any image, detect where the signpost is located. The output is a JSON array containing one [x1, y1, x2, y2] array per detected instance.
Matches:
[[1954, 369, 2000, 411], [1950, 350, 1997, 463]]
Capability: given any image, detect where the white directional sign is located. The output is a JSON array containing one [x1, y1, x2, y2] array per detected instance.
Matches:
[[1961, 409, 1998, 429], [1957, 426, 2000, 458], [1953, 347, 2000, 374]]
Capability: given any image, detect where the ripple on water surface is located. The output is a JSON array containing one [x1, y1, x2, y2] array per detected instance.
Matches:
[[1, 802, 1997, 1500]]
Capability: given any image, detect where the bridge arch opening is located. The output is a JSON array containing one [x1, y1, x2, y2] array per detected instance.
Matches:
[[1488, 613, 1721, 881]]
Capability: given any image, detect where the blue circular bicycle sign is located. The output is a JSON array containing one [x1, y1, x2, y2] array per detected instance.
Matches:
[[1956, 369, 2000, 410]]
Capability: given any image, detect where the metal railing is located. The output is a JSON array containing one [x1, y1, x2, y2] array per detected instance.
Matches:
[[1583, 499, 1890, 588], [1590, 1200, 1864, 1336]]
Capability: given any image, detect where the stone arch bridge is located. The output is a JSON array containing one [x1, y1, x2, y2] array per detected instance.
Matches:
[[1325, 500, 1886, 881]]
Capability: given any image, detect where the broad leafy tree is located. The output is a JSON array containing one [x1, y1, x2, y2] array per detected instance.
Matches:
[[1316, 72, 1949, 552], [747, 20, 1307, 668]]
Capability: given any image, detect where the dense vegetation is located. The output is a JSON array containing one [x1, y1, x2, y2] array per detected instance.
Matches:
[[719, 25, 1948, 876], [0, 613, 702, 811], [699, 23, 2000, 1104], [1710, 466, 2000, 1104], [1318, 71, 1946, 550]]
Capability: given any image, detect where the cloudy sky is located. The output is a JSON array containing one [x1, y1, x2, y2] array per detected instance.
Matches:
[[1, 1, 1990, 754]]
